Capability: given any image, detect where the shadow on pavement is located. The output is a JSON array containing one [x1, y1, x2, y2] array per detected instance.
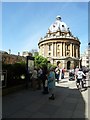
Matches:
[[2, 84, 86, 119], [55, 86, 86, 118]]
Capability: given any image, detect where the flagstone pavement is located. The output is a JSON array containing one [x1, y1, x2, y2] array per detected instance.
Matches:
[[1, 75, 90, 119]]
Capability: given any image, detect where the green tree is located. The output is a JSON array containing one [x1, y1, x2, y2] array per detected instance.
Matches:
[[34, 55, 48, 68]]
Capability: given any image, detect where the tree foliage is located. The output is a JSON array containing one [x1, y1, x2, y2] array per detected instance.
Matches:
[[34, 55, 48, 68]]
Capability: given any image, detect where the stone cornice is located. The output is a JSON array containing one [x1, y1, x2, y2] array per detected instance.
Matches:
[[50, 56, 80, 60], [38, 37, 80, 47]]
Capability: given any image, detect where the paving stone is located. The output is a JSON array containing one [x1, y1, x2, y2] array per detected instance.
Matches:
[[2, 77, 89, 118]]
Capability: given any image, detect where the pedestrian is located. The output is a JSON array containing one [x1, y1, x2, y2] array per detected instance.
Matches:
[[31, 67, 38, 90], [76, 68, 86, 90], [37, 67, 43, 90], [61, 68, 65, 79], [55, 67, 60, 83], [42, 66, 48, 94], [55, 61, 60, 83], [69, 67, 75, 80], [59, 68, 62, 81], [75, 66, 79, 80], [48, 67, 56, 100]]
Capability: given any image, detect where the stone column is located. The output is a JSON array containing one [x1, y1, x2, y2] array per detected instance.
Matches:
[[76, 46, 78, 58], [70, 43, 73, 57], [44, 44, 45, 56], [60, 43, 63, 56], [79, 46, 80, 58], [77, 46, 79, 58], [39, 46, 41, 55], [41, 46, 42, 56], [63, 42, 65, 57], [45, 44, 48, 57], [73, 44, 74, 57], [62, 43, 63, 56], [52, 43, 54, 57], [55, 43, 56, 57], [53, 43, 55, 57]]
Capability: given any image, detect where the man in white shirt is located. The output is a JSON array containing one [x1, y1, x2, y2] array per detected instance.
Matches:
[[76, 68, 86, 89]]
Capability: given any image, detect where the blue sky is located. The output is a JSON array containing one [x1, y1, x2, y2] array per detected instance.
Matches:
[[2, 2, 88, 55]]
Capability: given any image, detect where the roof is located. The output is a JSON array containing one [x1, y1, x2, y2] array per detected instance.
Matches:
[[48, 15, 70, 34]]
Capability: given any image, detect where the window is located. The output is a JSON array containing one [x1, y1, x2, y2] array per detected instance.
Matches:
[[67, 51, 70, 56], [57, 45, 60, 50], [86, 56, 89, 59], [62, 25, 64, 27], [57, 52, 60, 57], [49, 44, 51, 51], [49, 53, 51, 56], [86, 61, 89, 63]]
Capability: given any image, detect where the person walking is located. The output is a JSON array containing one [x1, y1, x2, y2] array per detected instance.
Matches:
[[48, 67, 56, 100], [42, 66, 48, 94], [75, 66, 79, 80], [37, 67, 43, 90], [55, 61, 60, 83], [59, 68, 62, 81], [61, 68, 65, 79], [76, 68, 86, 90], [31, 67, 38, 90]]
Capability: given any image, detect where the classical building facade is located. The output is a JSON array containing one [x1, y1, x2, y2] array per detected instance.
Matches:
[[81, 46, 90, 68], [38, 16, 81, 69]]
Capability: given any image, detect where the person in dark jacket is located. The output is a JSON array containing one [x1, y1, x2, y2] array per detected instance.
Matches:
[[42, 66, 48, 94]]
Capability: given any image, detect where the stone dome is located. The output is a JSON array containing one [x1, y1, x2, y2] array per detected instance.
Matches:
[[38, 15, 81, 69], [48, 15, 72, 36]]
